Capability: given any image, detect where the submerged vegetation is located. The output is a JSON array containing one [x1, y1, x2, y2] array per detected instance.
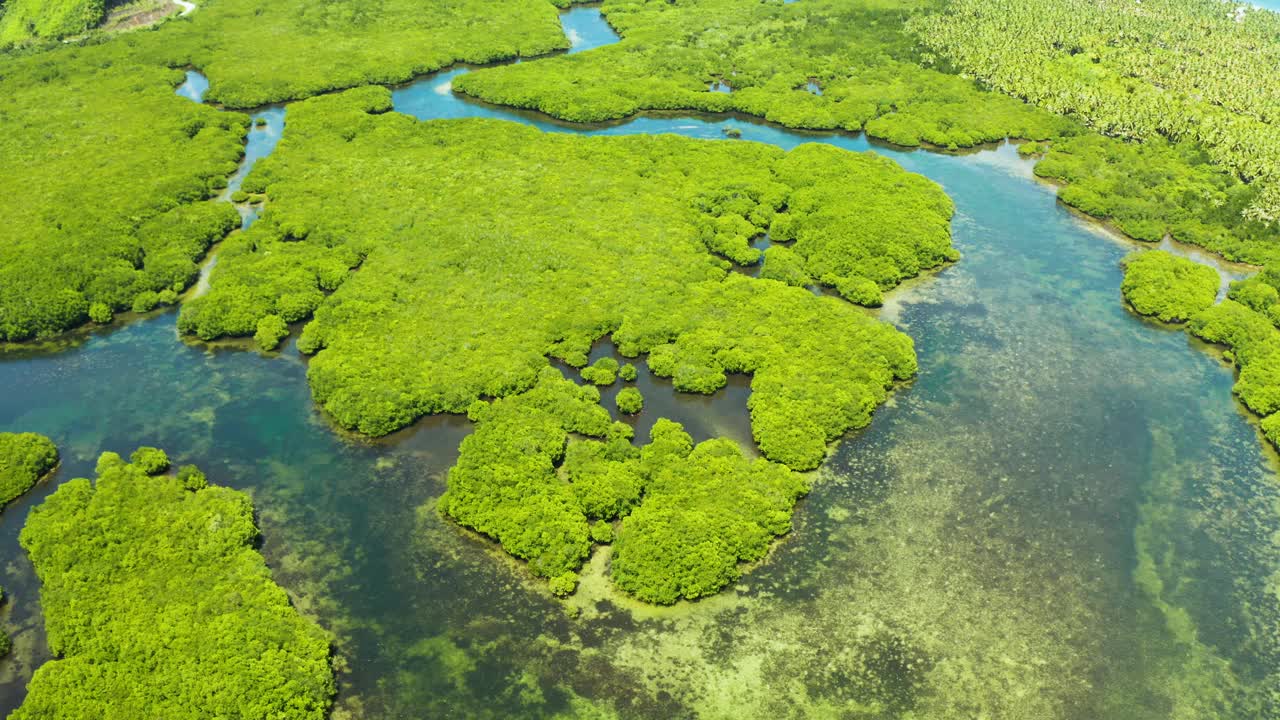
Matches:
[[1123, 260, 1280, 448], [609, 421, 807, 604], [14, 448, 334, 719], [1120, 251, 1218, 323], [183, 87, 938, 471], [456, 0, 1074, 148], [176, 87, 944, 598]]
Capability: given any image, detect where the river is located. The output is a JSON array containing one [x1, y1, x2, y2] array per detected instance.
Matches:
[[1, 5, 1276, 718]]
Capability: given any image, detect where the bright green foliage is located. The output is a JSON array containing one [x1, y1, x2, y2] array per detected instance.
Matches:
[[758, 245, 812, 288], [1034, 135, 1280, 264], [768, 147, 956, 301], [911, 0, 1280, 223], [14, 449, 334, 720], [439, 369, 612, 580], [589, 520, 614, 544], [184, 89, 929, 468], [255, 314, 290, 351], [1188, 301, 1280, 418], [616, 386, 643, 414], [0, 0, 103, 45], [130, 291, 158, 314], [619, 362, 638, 382], [610, 420, 807, 605], [1120, 251, 1218, 323], [1228, 268, 1280, 328], [87, 303, 112, 324], [128, 446, 169, 474], [175, 464, 207, 491], [0, 0, 586, 341], [580, 357, 618, 385], [0, 48, 245, 341], [562, 433, 645, 519], [456, 0, 1073, 147], [548, 572, 579, 597], [0, 432, 58, 508], [619, 274, 915, 469], [140, 0, 577, 108], [439, 374, 805, 602], [1261, 412, 1280, 449], [1017, 140, 1044, 156]]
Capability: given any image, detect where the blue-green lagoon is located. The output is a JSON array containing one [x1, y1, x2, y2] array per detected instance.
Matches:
[[0, 7, 1276, 718]]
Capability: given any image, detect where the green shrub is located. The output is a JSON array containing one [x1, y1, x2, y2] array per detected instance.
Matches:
[[619, 363, 638, 382], [0, 432, 58, 508], [0, 51, 244, 341], [581, 357, 619, 386], [438, 377, 807, 603], [609, 421, 808, 605], [131, 291, 159, 314], [15, 450, 334, 719], [548, 572, 579, 597], [254, 314, 289, 351], [128, 446, 170, 475], [1120, 251, 1219, 323], [189, 91, 929, 469], [176, 464, 207, 491], [590, 520, 614, 544], [454, 0, 1071, 147], [88, 302, 113, 324], [616, 386, 644, 415], [0, 0, 105, 45]]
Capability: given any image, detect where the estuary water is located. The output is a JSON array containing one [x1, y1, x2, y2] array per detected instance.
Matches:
[[1, 5, 1277, 718]]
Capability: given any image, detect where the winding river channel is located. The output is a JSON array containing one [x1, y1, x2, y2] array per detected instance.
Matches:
[[1, 6, 1277, 718]]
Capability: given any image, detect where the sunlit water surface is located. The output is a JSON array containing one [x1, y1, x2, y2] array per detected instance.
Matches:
[[2, 6, 1278, 718]]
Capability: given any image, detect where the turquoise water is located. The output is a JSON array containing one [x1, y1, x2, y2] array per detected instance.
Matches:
[[562, 4, 620, 53], [1, 7, 1277, 718]]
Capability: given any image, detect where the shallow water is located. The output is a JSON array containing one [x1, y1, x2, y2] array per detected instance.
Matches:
[[1, 6, 1277, 718], [561, 3, 619, 53]]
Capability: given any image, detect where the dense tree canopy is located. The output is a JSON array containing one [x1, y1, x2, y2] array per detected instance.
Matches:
[[0, 0, 593, 341], [455, 0, 1074, 148], [1033, 134, 1280, 265], [1114, 258, 1280, 449], [15, 449, 334, 719], [0, 431, 57, 658], [0, 49, 245, 341], [1120, 251, 1219, 323], [0, 0, 103, 45], [183, 87, 937, 469], [134, 0, 582, 108], [439, 371, 805, 602], [610, 420, 806, 604], [0, 431, 57, 507], [911, 0, 1280, 223]]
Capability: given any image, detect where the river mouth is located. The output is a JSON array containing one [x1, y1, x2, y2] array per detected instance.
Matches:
[[1, 6, 1277, 719]]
